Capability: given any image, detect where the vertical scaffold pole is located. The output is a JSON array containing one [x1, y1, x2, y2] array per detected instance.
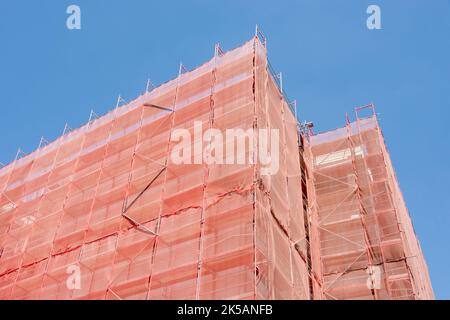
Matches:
[[146, 79, 155, 93]]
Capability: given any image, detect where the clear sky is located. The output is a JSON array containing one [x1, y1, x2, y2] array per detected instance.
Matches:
[[0, 0, 449, 299]]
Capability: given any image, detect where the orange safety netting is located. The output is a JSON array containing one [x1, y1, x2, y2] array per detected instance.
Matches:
[[0, 35, 434, 300], [303, 107, 434, 300], [0, 36, 310, 300]]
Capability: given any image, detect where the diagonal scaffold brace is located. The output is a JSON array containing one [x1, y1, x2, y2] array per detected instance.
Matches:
[[143, 103, 173, 113], [121, 167, 167, 236]]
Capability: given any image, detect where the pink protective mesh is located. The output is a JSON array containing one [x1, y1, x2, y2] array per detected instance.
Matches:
[[0, 37, 433, 300], [0, 36, 310, 300], [304, 109, 434, 300]]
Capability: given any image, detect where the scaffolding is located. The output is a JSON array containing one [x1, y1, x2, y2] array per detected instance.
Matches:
[[303, 105, 434, 300], [0, 32, 434, 300], [0, 34, 311, 300]]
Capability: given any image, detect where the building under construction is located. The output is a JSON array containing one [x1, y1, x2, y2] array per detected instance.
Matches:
[[0, 33, 434, 300]]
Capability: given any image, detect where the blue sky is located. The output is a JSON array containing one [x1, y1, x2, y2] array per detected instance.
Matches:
[[0, 0, 449, 299]]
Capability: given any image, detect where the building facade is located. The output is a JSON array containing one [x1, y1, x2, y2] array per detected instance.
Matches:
[[0, 36, 433, 300]]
